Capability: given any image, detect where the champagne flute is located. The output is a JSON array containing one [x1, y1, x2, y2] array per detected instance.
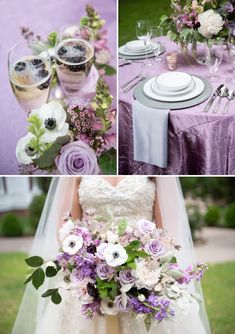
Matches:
[[55, 24, 94, 98], [228, 28, 235, 84], [150, 25, 163, 62], [8, 40, 52, 114], [205, 38, 223, 82], [136, 20, 152, 67]]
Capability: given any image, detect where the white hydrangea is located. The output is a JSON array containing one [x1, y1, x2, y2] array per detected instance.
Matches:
[[198, 10, 224, 38]]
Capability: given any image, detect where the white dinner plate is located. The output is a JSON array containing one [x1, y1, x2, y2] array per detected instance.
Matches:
[[143, 76, 205, 102], [119, 43, 160, 56], [156, 71, 192, 91], [125, 40, 146, 51], [151, 78, 196, 96]]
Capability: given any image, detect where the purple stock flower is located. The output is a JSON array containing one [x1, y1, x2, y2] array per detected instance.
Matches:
[[130, 297, 152, 314], [144, 239, 165, 257], [55, 141, 100, 175], [119, 269, 135, 285], [96, 264, 114, 280]]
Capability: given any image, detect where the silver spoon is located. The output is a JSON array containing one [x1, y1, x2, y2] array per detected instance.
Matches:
[[213, 86, 229, 113], [223, 89, 235, 114]]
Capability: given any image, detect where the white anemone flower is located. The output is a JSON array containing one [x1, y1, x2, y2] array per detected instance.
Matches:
[[62, 235, 83, 255], [16, 133, 38, 164], [100, 300, 119, 315], [59, 220, 74, 241], [103, 244, 128, 267], [31, 100, 69, 143]]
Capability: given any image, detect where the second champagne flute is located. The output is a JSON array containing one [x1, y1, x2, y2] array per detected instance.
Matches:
[[136, 20, 152, 67], [55, 24, 95, 98]]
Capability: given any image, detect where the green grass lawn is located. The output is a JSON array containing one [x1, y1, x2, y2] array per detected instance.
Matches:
[[119, 0, 171, 46], [0, 253, 234, 334]]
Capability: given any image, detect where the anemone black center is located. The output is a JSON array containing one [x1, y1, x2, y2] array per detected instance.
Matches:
[[69, 241, 75, 248], [24, 145, 36, 157], [44, 118, 56, 130], [113, 251, 119, 259]]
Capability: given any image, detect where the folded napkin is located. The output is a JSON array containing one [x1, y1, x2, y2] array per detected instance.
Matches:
[[132, 100, 170, 168]]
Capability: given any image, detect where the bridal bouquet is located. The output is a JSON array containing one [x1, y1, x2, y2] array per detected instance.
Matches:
[[16, 78, 116, 175], [24, 211, 208, 330], [160, 0, 234, 44]]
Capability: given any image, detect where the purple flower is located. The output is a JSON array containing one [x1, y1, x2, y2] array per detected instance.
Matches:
[[144, 239, 165, 257], [114, 295, 131, 312], [136, 219, 155, 235], [130, 297, 152, 314], [55, 141, 100, 175], [96, 264, 114, 280], [222, 2, 234, 13], [119, 269, 135, 285]]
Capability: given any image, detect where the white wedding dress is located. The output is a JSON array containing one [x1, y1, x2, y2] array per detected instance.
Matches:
[[13, 177, 210, 334]]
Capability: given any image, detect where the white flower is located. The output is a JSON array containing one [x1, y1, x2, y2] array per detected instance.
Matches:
[[31, 100, 69, 143], [62, 235, 83, 255], [133, 258, 161, 290], [45, 261, 57, 269], [95, 50, 111, 64], [106, 231, 119, 244], [59, 220, 74, 241], [16, 133, 38, 164], [100, 300, 119, 315], [103, 244, 128, 267], [198, 10, 224, 38], [177, 291, 200, 316]]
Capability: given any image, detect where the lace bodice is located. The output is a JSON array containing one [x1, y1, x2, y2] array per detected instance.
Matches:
[[78, 177, 156, 225]]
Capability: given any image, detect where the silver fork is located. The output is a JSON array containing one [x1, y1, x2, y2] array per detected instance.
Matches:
[[121, 74, 141, 90], [223, 89, 235, 114], [122, 76, 145, 93], [213, 86, 229, 113]]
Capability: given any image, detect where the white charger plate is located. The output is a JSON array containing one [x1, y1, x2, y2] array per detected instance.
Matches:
[[119, 43, 160, 56], [156, 71, 192, 91], [143, 76, 205, 102], [151, 78, 196, 96]]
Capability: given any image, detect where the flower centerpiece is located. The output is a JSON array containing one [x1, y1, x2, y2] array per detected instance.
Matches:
[[24, 211, 208, 331], [16, 78, 116, 175], [160, 0, 234, 59]]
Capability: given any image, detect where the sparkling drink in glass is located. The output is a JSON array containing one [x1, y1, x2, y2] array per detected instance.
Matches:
[[55, 25, 94, 97], [8, 41, 52, 113]]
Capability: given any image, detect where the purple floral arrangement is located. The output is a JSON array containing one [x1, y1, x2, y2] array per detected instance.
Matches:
[[24, 211, 208, 330], [16, 78, 116, 175]]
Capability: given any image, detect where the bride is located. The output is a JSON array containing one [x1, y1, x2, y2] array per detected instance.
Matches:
[[12, 176, 211, 334]]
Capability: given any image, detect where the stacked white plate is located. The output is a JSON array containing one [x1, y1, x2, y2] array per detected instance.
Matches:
[[119, 39, 161, 57], [143, 71, 205, 102]]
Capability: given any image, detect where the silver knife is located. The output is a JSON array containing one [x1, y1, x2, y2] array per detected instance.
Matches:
[[203, 84, 224, 113]]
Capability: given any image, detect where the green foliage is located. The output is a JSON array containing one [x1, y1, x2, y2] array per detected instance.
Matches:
[[204, 206, 221, 227], [98, 148, 116, 175], [28, 193, 46, 231], [25, 256, 44, 267], [32, 267, 45, 289], [225, 204, 235, 229], [33, 135, 70, 169], [96, 64, 116, 75], [96, 278, 118, 299], [27, 114, 47, 155], [35, 177, 52, 194], [47, 32, 57, 48], [1, 213, 23, 237], [118, 219, 128, 236]]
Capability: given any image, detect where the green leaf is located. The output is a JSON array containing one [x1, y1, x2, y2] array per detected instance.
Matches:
[[47, 32, 57, 47], [24, 274, 33, 284], [135, 250, 149, 258], [51, 291, 62, 304], [170, 256, 177, 264], [129, 240, 141, 250], [33, 135, 70, 169], [118, 220, 128, 236], [32, 268, 45, 290], [160, 15, 170, 24], [46, 266, 57, 277], [127, 262, 136, 269], [98, 148, 116, 175], [42, 288, 58, 298], [25, 256, 44, 267]]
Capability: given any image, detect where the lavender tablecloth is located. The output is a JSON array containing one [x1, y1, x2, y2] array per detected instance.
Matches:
[[119, 37, 235, 175], [0, 0, 116, 175]]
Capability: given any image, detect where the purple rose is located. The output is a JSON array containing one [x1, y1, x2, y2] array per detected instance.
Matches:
[[55, 141, 100, 175], [114, 295, 131, 312], [119, 269, 135, 285], [145, 239, 165, 257], [97, 264, 114, 280], [137, 219, 156, 235]]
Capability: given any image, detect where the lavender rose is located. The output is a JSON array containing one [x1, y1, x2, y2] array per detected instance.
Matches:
[[114, 295, 131, 312], [145, 239, 165, 257], [137, 219, 155, 235], [119, 269, 135, 285], [55, 141, 100, 175], [97, 264, 114, 280]]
